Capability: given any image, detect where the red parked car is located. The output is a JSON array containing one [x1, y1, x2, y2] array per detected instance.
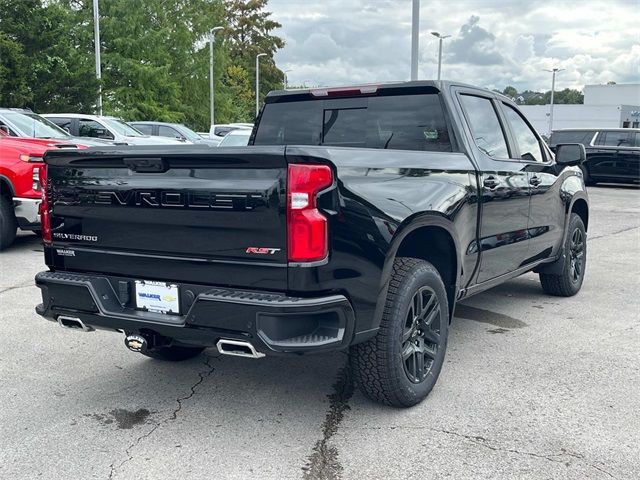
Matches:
[[0, 130, 84, 249]]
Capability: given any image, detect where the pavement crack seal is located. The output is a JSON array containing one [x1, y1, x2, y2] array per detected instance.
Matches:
[[429, 428, 617, 479], [107, 356, 217, 480], [588, 225, 640, 241], [302, 362, 354, 480]]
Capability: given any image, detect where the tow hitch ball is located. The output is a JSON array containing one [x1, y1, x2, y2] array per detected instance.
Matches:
[[124, 334, 148, 353]]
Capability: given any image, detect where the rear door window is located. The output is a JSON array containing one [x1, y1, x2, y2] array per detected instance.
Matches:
[[459, 95, 509, 158], [254, 93, 452, 152]]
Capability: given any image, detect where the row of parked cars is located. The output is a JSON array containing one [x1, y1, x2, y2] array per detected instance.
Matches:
[[0, 108, 252, 147], [0, 108, 253, 249]]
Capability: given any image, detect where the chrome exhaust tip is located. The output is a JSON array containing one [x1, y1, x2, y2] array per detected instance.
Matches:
[[57, 315, 94, 332], [216, 339, 265, 359]]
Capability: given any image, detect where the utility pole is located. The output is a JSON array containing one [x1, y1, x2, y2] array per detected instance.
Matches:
[[256, 53, 267, 117], [410, 0, 420, 80], [284, 69, 292, 90], [209, 26, 223, 129], [431, 32, 451, 81], [544, 68, 564, 136], [92, 0, 102, 115]]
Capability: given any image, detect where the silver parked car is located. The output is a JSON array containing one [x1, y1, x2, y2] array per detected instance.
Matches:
[[0, 109, 114, 146], [43, 114, 185, 146], [129, 121, 220, 146]]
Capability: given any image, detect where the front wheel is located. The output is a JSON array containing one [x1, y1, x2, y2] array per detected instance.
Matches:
[[350, 258, 450, 407], [539, 213, 587, 297]]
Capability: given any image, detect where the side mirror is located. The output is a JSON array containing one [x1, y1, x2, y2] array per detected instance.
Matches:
[[555, 143, 586, 166], [0, 125, 9, 135]]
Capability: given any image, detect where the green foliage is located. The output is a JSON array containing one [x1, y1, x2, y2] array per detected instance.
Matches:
[[0, 0, 99, 111], [500, 86, 584, 105], [0, 0, 284, 130], [502, 86, 518, 98]]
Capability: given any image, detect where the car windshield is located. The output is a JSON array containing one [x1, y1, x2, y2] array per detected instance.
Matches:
[[3, 112, 71, 139], [101, 118, 145, 137], [219, 131, 251, 146]]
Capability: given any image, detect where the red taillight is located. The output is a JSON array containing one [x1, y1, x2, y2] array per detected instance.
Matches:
[[287, 164, 333, 262], [38, 165, 51, 244]]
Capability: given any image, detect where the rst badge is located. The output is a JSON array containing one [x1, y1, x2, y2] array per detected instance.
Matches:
[[245, 247, 281, 255]]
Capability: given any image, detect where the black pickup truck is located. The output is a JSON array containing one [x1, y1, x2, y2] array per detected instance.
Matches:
[[35, 81, 589, 407]]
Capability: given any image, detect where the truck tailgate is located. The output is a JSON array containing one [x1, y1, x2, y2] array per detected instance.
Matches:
[[43, 146, 288, 290]]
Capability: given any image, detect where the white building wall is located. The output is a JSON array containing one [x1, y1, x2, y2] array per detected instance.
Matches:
[[519, 105, 625, 135], [584, 84, 640, 106]]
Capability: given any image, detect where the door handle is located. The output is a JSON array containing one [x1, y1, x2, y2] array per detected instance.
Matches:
[[529, 175, 542, 187], [483, 176, 499, 189]]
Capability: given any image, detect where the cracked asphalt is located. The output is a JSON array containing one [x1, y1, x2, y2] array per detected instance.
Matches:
[[1, 185, 638, 480]]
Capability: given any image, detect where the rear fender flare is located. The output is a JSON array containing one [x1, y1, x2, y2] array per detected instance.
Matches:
[[371, 213, 461, 331]]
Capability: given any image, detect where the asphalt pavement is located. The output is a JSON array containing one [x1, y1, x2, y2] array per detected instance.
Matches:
[[1, 185, 638, 480]]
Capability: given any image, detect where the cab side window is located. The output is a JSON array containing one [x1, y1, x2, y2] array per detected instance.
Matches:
[[596, 131, 632, 147], [502, 104, 545, 162], [79, 119, 113, 139], [460, 95, 509, 158], [159, 126, 182, 139]]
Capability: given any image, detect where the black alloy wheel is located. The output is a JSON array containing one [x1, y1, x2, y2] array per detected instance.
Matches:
[[569, 227, 585, 283], [402, 286, 441, 384]]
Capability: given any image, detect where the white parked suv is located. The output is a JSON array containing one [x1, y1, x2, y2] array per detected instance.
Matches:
[[43, 114, 186, 146]]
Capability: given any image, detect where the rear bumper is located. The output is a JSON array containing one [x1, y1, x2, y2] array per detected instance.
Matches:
[[35, 271, 355, 355], [13, 197, 40, 229]]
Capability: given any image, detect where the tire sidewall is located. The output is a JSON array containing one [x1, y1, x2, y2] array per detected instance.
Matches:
[[386, 262, 449, 406], [0, 195, 18, 250]]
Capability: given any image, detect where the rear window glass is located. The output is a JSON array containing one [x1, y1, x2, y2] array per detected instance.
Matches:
[[254, 94, 452, 152], [550, 130, 595, 146]]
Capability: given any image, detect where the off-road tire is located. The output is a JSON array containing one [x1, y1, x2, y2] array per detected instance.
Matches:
[[0, 195, 17, 251], [540, 213, 587, 297], [141, 345, 206, 361], [350, 257, 449, 407]]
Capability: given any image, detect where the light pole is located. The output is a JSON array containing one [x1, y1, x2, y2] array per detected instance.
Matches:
[[410, 0, 420, 80], [92, 0, 102, 115], [431, 32, 451, 81], [256, 53, 267, 117], [209, 26, 223, 129], [283, 69, 292, 89], [544, 67, 564, 136]]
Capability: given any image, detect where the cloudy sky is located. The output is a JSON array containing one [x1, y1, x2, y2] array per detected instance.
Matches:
[[268, 0, 640, 92]]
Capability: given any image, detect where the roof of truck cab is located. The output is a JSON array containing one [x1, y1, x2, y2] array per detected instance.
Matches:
[[265, 80, 511, 103]]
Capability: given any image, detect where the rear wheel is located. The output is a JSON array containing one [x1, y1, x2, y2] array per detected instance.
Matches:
[[141, 345, 205, 361], [350, 258, 449, 407], [0, 195, 17, 251], [539, 213, 587, 297]]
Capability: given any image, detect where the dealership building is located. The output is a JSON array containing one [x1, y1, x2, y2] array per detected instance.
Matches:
[[519, 83, 640, 136]]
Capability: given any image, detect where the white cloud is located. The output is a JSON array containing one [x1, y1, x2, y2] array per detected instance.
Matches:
[[267, 0, 640, 92]]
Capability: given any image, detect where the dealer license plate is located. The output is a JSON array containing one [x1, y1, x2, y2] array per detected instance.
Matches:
[[135, 280, 180, 314]]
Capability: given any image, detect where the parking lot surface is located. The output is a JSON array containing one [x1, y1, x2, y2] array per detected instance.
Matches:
[[1, 185, 638, 480]]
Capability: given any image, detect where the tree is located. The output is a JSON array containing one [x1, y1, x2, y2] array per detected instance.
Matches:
[[0, 33, 31, 106], [223, 0, 285, 112], [0, 0, 99, 112], [502, 86, 518, 98]]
